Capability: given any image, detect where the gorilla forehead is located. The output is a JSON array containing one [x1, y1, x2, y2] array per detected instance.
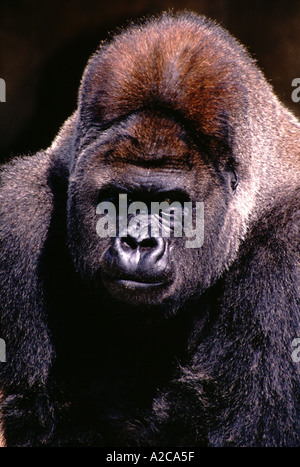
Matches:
[[100, 111, 196, 169], [76, 111, 215, 195]]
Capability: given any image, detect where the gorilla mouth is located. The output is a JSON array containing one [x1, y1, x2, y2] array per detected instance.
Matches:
[[114, 278, 167, 289], [100, 263, 173, 294]]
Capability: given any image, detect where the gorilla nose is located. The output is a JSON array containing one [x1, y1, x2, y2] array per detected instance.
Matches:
[[104, 230, 170, 282], [115, 234, 166, 272]]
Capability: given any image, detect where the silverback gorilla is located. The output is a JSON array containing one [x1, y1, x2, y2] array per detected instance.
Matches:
[[0, 11, 299, 447]]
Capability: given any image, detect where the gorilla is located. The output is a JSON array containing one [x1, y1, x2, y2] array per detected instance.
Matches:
[[0, 11, 299, 447]]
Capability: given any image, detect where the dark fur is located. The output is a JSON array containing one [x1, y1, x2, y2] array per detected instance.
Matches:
[[0, 12, 299, 447]]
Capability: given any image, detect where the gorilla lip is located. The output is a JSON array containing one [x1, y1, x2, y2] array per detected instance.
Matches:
[[103, 272, 171, 290], [114, 279, 167, 289]]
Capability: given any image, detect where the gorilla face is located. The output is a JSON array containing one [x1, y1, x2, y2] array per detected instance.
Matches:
[[67, 110, 238, 313]]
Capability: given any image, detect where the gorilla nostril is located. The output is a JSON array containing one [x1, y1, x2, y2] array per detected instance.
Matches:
[[120, 236, 138, 250], [139, 237, 157, 249], [120, 235, 160, 251]]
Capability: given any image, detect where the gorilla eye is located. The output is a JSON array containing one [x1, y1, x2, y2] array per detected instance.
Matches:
[[156, 190, 190, 204]]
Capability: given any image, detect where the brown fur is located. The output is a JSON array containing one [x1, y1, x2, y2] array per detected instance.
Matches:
[[80, 13, 252, 139]]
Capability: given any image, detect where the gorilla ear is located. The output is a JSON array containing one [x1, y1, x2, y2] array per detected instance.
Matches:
[[230, 166, 239, 192]]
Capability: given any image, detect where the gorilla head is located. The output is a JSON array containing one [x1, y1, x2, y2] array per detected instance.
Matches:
[[66, 13, 257, 314]]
